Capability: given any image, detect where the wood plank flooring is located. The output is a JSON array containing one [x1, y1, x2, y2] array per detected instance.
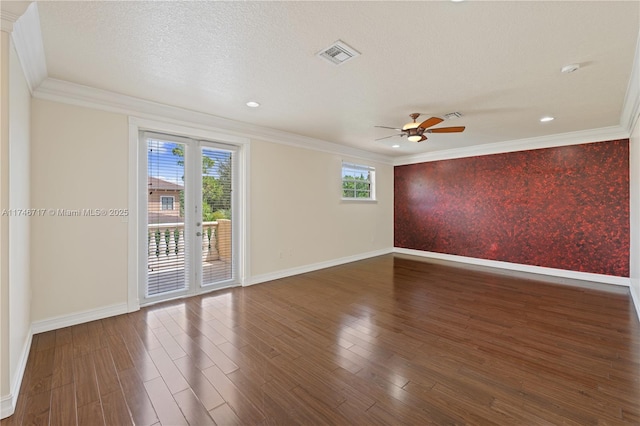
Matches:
[[3, 254, 640, 425]]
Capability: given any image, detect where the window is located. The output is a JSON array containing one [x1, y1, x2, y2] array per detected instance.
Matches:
[[161, 196, 174, 210], [342, 162, 375, 200]]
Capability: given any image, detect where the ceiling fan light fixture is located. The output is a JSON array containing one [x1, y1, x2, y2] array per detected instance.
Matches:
[[375, 112, 465, 144]]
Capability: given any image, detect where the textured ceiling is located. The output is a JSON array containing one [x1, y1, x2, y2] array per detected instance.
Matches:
[[35, 1, 639, 156]]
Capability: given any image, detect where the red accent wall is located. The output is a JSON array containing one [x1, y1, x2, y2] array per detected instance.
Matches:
[[394, 140, 630, 277]]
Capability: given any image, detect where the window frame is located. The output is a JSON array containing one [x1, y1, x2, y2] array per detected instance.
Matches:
[[160, 195, 175, 211], [341, 161, 376, 202]]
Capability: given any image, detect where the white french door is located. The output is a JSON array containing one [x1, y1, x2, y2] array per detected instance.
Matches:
[[140, 131, 239, 305]]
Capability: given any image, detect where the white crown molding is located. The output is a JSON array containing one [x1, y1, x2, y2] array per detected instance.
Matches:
[[9, 2, 47, 93], [0, 10, 19, 32], [396, 29, 638, 167], [7, 3, 636, 167], [33, 78, 393, 165], [393, 125, 630, 166], [395, 248, 631, 287], [621, 29, 640, 135]]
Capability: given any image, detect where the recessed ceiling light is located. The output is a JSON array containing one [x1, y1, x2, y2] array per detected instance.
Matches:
[[246, 101, 260, 108], [392, 144, 400, 148], [451, 0, 465, 2], [540, 116, 555, 122]]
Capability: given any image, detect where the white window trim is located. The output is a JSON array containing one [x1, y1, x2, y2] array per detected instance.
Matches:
[[128, 116, 250, 313], [341, 161, 376, 202]]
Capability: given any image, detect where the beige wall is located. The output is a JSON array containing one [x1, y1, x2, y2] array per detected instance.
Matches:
[[29, 99, 394, 323], [31, 99, 129, 322], [31, 99, 393, 322], [1, 28, 33, 414], [250, 139, 393, 277], [630, 111, 640, 318], [1, 29, 11, 401]]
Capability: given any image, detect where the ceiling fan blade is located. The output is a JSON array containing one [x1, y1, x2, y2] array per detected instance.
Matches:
[[375, 126, 403, 131], [416, 136, 427, 142], [426, 126, 466, 133], [418, 117, 444, 129], [375, 134, 402, 141]]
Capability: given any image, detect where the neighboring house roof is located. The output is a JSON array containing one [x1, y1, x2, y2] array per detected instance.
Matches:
[[148, 177, 184, 191]]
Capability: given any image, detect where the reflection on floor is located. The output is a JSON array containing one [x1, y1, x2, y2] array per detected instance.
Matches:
[[148, 260, 232, 295], [5, 254, 640, 425]]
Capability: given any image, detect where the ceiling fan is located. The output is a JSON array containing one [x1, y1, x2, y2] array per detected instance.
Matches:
[[375, 113, 465, 142]]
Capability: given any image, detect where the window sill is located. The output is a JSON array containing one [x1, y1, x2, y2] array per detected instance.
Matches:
[[341, 198, 378, 204]]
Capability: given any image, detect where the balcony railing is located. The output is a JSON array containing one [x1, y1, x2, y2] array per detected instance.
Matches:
[[147, 220, 229, 272], [145, 219, 232, 296]]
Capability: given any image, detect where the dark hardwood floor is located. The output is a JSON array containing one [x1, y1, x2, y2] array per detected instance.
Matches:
[[3, 254, 640, 425]]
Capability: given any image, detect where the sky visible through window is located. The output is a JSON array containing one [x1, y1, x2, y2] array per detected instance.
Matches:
[[342, 163, 372, 180], [147, 139, 229, 185], [341, 162, 374, 199]]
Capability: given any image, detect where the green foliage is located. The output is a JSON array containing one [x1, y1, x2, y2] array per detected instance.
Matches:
[[203, 175, 224, 212], [173, 228, 180, 255], [164, 229, 171, 256], [202, 203, 214, 222], [172, 149, 232, 220], [206, 226, 212, 249], [342, 173, 371, 198], [212, 209, 230, 220], [202, 205, 230, 222], [172, 146, 184, 166], [171, 145, 215, 171], [178, 190, 185, 218], [217, 156, 232, 210], [154, 229, 161, 257]]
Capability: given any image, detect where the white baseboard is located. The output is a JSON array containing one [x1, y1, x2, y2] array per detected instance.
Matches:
[[1, 328, 33, 420], [31, 302, 129, 334], [0, 395, 13, 420], [3, 302, 129, 419], [630, 280, 640, 322], [394, 248, 632, 287], [246, 248, 393, 286]]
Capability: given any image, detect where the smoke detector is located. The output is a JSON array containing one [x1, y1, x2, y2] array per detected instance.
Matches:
[[317, 40, 360, 66]]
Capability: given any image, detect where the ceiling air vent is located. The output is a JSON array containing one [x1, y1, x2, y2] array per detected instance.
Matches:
[[317, 40, 360, 66], [444, 112, 463, 120]]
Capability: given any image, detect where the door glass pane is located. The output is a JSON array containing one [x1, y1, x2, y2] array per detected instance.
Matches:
[[147, 138, 188, 296], [201, 147, 233, 286]]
